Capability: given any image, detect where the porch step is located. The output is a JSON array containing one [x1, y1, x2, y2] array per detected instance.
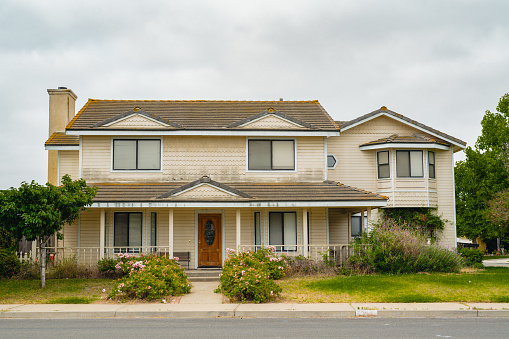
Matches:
[[185, 269, 222, 282]]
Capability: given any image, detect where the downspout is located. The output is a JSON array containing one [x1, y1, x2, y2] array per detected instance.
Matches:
[[451, 148, 457, 248]]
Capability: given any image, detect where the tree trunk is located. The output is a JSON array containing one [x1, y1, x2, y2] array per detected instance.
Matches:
[[497, 238, 501, 253], [40, 238, 46, 288]]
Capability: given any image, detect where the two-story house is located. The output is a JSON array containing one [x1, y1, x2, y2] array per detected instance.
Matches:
[[44, 88, 465, 268]]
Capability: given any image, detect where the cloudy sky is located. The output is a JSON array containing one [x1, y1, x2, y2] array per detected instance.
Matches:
[[1, 0, 508, 189]]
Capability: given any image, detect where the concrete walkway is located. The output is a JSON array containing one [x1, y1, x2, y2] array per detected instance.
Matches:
[[483, 258, 509, 267]]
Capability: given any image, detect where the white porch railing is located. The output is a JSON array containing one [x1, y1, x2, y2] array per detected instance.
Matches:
[[237, 244, 353, 263], [17, 244, 354, 266]]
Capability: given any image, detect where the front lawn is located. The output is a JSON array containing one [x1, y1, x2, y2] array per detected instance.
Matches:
[[0, 279, 116, 304], [278, 267, 509, 303]]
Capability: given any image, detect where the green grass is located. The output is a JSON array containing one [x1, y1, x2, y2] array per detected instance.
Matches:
[[278, 267, 509, 303], [0, 279, 117, 304]]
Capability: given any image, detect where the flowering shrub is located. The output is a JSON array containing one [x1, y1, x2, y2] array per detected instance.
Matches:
[[215, 247, 289, 303], [346, 220, 465, 274], [108, 254, 191, 301]]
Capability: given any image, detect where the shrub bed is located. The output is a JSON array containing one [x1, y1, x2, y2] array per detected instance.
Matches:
[[0, 249, 21, 278], [346, 220, 465, 274], [108, 254, 191, 301], [216, 247, 289, 303], [458, 247, 484, 268]]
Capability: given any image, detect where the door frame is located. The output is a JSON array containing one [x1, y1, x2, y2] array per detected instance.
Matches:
[[194, 210, 225, 268]]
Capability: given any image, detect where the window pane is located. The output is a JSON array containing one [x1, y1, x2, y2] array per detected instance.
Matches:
[[150, 212, 157, 247], [113, 140, 136, 170], [114, 213, 128, 247], [248, 141, 271, 170], [272, 141, 295, 170], [428, 151, 435, 165], [351, 216, 361, 237], [428, 151, 436, 179], [396, 151, 410, 177], [269, 212, 283, 247], [283, 212, 297, 251], [138, 140, 161, 170], [129, 213, 142, 247], [410, 151, 423, 177], [378, 151, 389, 165], [378, 164, 390, 178], [254, 212, 261, 246]]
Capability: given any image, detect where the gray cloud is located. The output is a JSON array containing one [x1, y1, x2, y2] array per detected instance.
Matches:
[[1, 0, 509, 188]]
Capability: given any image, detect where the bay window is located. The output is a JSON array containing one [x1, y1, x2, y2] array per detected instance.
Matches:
[[396, 150, 423, 178]]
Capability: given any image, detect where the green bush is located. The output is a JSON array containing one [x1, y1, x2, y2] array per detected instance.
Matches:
[[458, 247, 484, 268], [216, 247, 289, 303], [0, 249, 21, 278], [108, 254, 191, 301], [346, 220, 465, 274]]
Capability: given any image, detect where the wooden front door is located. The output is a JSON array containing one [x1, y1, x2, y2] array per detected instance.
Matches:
[[198, 214, 222, 267]]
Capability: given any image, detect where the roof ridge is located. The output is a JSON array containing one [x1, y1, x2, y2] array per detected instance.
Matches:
[[87, 99, 321, 103]]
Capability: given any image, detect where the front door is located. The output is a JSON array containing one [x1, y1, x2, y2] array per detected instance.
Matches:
[[198, 214, 222, 267]]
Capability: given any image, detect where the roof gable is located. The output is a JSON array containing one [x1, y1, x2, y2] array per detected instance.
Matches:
[[341, 107, 466, 149], [158, 176, 251, 200], [228, 108, 315, 130], [92, 107, 181, 129]]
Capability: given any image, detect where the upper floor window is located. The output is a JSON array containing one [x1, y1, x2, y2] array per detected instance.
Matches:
[[248, 140, 295, 170], [113, 139, 161, 170], [377, 151, 390, 179], [428, 151, 436, 179], [396, 150, 423, 178]]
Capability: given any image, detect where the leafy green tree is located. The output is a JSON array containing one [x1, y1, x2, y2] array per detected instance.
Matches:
[[0, 175, 96, 287], [455, 93, 509, 244]]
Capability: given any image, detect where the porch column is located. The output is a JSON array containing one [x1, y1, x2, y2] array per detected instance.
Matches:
[[99, 209, 105, 260], [367, 207, 372, 233], [303, 208, 308, 257], [168, 208, 174, 257], [236, 208, 241, 250]]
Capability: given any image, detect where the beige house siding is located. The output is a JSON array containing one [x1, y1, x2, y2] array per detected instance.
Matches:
[[328, 115, 457, 246], [241, 115, 306, 129], [328, 209, 350, 244], [105, 115, 172, 129], [81, 135, 325, 183], [59, 150, 79, 182]]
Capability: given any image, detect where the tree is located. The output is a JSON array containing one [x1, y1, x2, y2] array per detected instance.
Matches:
[[0, 175, 96, 287], [455, 93, 509, 244]]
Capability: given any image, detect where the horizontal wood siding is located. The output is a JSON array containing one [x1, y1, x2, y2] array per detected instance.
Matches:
[[328, 209, 349, 244], [435, 150, 456, 247], [79, 210, 100, 247], [81, 136, 325, 183], [309, 208, 327, 244], [59, 151, 79, 181]]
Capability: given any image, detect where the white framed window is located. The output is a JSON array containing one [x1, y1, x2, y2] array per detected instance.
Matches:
[[377, 151, 390, 179], [351, 213, 366, 238], [269, 212, 297, 251], [428, 151, 436, 179], [396, 150, 423, 178], [113, 139, 161, 170], [114, 212, 142, 252], [248, 139, 295, 170]]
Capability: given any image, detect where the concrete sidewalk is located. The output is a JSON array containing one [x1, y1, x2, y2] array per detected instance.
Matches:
[[2, 281, 509, 319], [1, 302, 509, 319]]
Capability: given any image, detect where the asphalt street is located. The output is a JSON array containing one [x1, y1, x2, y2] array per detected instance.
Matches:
[[1, 318, 508, 339]]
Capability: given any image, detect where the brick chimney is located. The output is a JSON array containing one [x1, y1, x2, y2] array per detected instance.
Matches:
[[47, 87, 77, 185], [48, 87, 77, 136]]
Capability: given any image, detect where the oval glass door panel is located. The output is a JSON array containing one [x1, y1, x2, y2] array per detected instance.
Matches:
[[204, 220, 215, 246]]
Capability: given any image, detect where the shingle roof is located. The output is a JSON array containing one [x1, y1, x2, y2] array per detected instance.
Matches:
[[67, 100, 339, 131], [91, 180, 386, 203], [360, 134, 450, 147], [340, 107, 466, 147], [45, 132, 79, 146]]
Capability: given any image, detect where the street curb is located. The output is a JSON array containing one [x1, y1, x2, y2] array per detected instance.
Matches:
[[2, 309, 509, 319]]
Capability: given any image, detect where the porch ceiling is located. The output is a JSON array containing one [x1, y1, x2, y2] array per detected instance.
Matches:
[[89, 180, 387, 208]]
